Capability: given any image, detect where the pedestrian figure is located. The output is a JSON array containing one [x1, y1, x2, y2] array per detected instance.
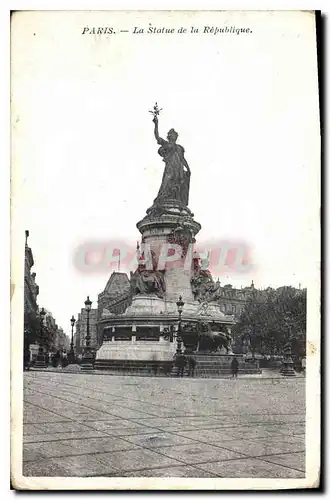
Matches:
[[231, 357, 239, 378], [187, 355, 197, 377], [52, 350, 61, 368], [24, 347, 31, 371], [61, 350, 69, 368], [152, 363, 158, 376], [176, 353, 187, 377], [302, 357, 306, 374], [51, 351, 58, 367]]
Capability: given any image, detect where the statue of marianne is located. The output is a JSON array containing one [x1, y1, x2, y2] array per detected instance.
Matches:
[[152, 111, 191, 206]]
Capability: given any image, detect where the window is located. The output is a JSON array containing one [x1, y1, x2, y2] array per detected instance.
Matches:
[[232, 305, 236, 314]]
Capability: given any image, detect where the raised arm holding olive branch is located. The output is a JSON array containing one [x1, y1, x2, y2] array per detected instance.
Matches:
[[149, 103, 191, 206]]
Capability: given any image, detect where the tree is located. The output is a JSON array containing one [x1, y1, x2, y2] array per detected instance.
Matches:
[[233, 286, 306, 356], [24, 310, 41, 348]]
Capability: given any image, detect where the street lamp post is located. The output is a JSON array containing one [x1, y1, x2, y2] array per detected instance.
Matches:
[[280, 322, 296, 377], [35, 307, 47, 368], [176, 296, 185, 355], [81, 296, 94, 371], [69, 315, 76, 364]]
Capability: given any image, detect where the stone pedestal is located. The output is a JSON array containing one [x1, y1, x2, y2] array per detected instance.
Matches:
[[34, 351, 47, 368], [34, 358, 47, 369], [280, 357, 296, 377], [95, 339, 176, 374], [96, 339, 176, 362], [280, 343, 296, 377], [165, 267, 194, 303], [80, 351, 95, 371], [96, 292, 236, 373], [136, 204, 201, 305]]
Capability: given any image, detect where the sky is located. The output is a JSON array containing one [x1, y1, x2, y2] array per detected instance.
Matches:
[[11, 10, 320, 335]]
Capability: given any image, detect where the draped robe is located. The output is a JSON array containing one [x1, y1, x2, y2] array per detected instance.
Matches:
[[155, 139, 190, 206]]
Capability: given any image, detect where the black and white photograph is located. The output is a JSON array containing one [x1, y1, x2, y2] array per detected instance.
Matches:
[[10, 9, 320, 490]]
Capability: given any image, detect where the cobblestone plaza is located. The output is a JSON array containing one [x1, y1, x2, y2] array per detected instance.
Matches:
[[23, 371, 305, 479]]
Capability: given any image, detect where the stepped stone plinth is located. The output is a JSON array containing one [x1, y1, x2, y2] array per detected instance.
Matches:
[[194, 354, 261, 377]]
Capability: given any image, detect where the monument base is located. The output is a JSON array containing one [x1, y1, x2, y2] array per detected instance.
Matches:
[[94, 344, 262, 376], [193, 353, 262, 376], [94, 339, 176, 374]]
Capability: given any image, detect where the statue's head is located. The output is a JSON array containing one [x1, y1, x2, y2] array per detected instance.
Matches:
[[167, 128, 178, 143]]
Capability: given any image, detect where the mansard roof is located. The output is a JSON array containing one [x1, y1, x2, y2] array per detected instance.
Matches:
[[103, 271, 130, 296]]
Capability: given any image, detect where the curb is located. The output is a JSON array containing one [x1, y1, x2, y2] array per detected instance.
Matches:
[[26, 368, 305, 380]]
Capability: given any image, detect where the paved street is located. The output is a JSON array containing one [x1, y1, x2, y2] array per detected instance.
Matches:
[[23, 372, 305, 478]]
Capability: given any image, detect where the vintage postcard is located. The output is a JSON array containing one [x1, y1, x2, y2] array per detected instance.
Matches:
[[11, 10, 321, 490]]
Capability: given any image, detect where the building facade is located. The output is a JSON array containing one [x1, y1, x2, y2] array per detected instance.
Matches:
[[217, 281, 262, 319], [53, 327, 70, 351], [74, 324, 81, 355], [24, 231, 68, 360], [24, 231, 40, 348], [97, 271, 131, 345]]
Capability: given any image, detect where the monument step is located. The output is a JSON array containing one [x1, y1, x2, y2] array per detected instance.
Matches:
[[95, 359, 173, 375], [193, 361, 260, 368], [95, 359, 261, 376]]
